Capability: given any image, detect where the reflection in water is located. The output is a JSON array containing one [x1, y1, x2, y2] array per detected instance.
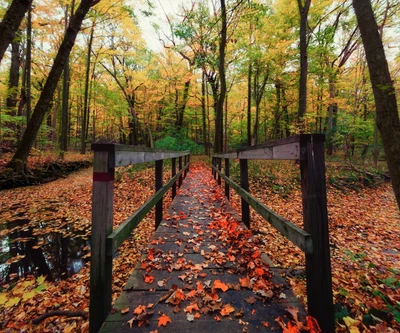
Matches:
[[0, 219, 90, 284]]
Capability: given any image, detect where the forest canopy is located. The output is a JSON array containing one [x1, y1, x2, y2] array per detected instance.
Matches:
[[0, 0, 399, 158]]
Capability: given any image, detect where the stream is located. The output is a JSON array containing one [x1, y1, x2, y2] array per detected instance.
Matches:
[[0, 218, 90, 284]]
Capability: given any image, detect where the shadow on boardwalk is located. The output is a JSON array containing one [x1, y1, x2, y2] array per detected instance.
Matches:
[[99, 164, 306, 332]]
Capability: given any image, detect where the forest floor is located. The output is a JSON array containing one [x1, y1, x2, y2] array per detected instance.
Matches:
[[0, 154, 398, 332]]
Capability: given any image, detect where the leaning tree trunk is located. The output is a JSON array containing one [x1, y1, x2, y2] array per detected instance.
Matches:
[[353, 0, 400, 210], [0, 0, 31, 64], [8, 0, 99, 172]]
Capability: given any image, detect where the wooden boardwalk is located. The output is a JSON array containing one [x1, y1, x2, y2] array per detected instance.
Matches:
[[99, 165, 306, 332]]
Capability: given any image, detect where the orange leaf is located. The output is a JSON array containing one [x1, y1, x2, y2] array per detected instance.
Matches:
[[194, 313, 201, 319], [214, 280, 229, 292], [262, 321, 269, 327], [255, 268, 264, 276], [239, 276, 250, 288], [134, 305, 146, 315], [220, 303, 235, 316], [252, 250, 261, 259], [184, 302, 200, 314], [306, 316, 321, 333], [158, 314, 172, 327], [214, 315, 221, 322], [144, 274, 154, 284]]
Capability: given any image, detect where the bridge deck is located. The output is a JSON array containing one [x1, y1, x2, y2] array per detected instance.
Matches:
[[99, 164, 306, 332]]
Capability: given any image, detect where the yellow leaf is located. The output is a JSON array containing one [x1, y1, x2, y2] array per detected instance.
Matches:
[[22, 291, 36, 301], [0, 293, 8, 305], [5, 297, 20, 308], [37, 275, 46, 284], [343, 316, 360, 332]]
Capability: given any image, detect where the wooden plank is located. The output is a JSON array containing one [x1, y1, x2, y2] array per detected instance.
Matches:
[[155, 160, 163, 229], [178, 156, 183, 187], [211, 165, 313, 254], [106, 165, 189, 256], [224, 158, 230, 199], [240, 159, 250, 228], [113, 151, 189, 167], [90, 151, 114, 333], [300, 134, 334, 333], [217, 158, 221, 185], [99, 168, 308, 333], [172, 158, 177, 199]]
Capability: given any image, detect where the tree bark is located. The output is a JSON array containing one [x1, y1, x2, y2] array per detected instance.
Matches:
[[353, 0, 400, 209], [9, 0, 99, 171], [247, 62, 252, 146], [214, 0, 227, 153], [296, 0, 311, 129], [60, 2, 74, 153], [0, 0, 31, 64], [201, 70, 208, 154], [7, 38, 21, 111], [26, 6, 32, 123], [81, 22, 94, 154]]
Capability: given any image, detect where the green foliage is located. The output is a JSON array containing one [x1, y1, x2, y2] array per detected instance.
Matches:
[[155, 135, 203, 155]]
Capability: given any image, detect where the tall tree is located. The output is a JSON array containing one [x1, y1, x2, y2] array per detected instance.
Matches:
[[60, 1, 75, 154], [0, 0, 31, 64], [214, 0, 227, 153], [8, 0, 100, 172], [296, 0, 311, 128], [81, 21, 94, 154], [352, 0, 400, 209]]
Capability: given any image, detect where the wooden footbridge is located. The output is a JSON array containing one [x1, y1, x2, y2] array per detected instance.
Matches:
[[89, 135, 334, 333]]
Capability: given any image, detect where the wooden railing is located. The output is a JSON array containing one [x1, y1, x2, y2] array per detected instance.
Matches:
[[89, 143, 190, 333], [211, 134, 334, 333]]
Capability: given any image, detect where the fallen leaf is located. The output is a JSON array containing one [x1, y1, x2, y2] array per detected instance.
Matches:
[[158, 314, 172, 327], [121, 307, 129, 315], [220, 303, 235, 316], [213, 280, 229, 292]]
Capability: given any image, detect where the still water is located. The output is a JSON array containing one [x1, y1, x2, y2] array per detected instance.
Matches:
[[0, 218, 90, 284]]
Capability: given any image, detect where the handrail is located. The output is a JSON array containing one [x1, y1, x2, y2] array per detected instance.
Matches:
[[211, 133, 334, 333], [211, 164, 312, 254], [106, 164, 189, 255], [89, 144, 190, 333]]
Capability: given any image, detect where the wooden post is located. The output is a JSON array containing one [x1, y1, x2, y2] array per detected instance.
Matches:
[[187, 154, 190, 173], [172, 158, 177, 200], [89, 147, 115, 333], [155, 159, 163, 229], [225, 158, 230, 199], [240, 159, 250, 228], [217, 158, 222, 185], [178, 156, 183, 187], [184, 155, 188, 178], [300, 134, 334, 333]]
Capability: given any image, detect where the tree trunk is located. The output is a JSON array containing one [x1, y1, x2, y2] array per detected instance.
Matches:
[[9, 0, 99, 172], [81, 22, 94, 154], [177, 79, 191, 130], [201, 70, 208, 155], [26, 5, 32, 123], [7, 38, 20, 111], [60, 2, 74, 154], [296, 0, 311, 129], [247, 62, 252, 146], [214, 0, 227, 154], [0, 0, 31, 64], [353, 0, 400, 209]]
